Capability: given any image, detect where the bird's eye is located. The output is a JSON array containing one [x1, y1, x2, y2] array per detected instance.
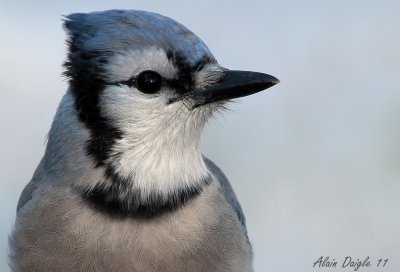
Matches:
[[135, 70, 163, 94]]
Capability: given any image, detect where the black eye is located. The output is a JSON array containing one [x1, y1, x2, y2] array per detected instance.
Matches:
[[135, 70, 162, 94]]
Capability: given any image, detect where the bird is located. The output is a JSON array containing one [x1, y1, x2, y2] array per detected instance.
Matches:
[[9, 9, 279, 272]]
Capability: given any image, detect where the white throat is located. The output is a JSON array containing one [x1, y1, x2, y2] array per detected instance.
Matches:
[[99, 84, 214, 203]]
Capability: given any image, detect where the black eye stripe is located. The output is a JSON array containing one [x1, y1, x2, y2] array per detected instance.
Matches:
[[116, 70, 163, 94], [116, 72, 190, 94], [114, 62, 209, 96]]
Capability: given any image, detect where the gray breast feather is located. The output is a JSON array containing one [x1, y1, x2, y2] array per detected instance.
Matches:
[[17, 181, 36, 212], [203, 156, 249, 239], [17, 160, 45, 212]]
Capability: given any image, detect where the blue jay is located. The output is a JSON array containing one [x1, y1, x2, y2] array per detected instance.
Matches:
[[10, 9, 278, 272]]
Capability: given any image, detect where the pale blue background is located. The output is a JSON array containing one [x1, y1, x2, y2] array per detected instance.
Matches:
[[1, 1, 399, 271]]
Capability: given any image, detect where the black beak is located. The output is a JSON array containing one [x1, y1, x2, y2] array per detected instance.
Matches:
[[193, 70, 279, 108]]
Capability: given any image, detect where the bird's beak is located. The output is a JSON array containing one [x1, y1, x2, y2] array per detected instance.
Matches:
[[193, 70, 279, 108]]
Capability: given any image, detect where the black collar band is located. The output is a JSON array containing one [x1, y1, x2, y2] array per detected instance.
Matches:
[[76, 165, 212, 218]]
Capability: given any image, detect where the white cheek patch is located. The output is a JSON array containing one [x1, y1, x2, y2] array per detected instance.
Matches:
[[99, 84, 169, 127], [98, 84, 215, 201], [104, 47, 178, 82]]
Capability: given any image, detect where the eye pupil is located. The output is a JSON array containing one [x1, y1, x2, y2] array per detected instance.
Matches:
[[136, 71, 162, 94]]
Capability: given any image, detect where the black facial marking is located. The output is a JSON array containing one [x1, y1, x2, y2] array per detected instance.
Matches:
[[64, 37, 122, 167], [114, 51, 215, 98], [165, 50, 216, 95], [114, 51, 217, 108], [77, 166, 212, 217]]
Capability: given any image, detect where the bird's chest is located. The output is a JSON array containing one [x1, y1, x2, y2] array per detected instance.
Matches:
[[72, 190, 248, 271], [13, 183, 251, 271]]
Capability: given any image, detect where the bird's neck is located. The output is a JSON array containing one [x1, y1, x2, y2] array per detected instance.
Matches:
[[43, 91, 212, 214]]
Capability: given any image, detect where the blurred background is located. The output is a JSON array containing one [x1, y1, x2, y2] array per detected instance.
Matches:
[[1, 1, 399, 271]]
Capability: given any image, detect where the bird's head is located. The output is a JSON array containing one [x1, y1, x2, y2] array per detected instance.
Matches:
[[59, 10, 278, 213]]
